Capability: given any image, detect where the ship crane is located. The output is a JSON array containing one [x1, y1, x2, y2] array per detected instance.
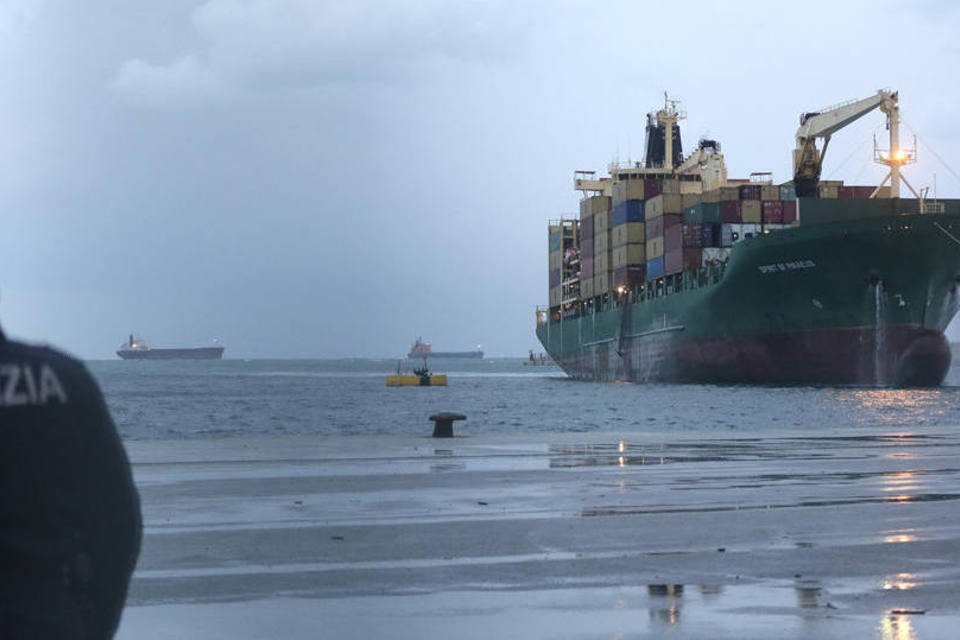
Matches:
[[793, 88, 913, 198]]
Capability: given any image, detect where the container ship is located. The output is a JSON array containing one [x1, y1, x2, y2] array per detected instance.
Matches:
[[536, 90, 960, 386], [407, 337, 483, 359], [116, 335, 225, 360]]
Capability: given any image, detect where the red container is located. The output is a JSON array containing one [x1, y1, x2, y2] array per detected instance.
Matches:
[[762, 200, 784, 224], [854, 186, 876, 198], [662, 213, 683, 229], [721, 200, 742, 223], [682, 247, 703, 271], [644, 178, 662, 199], [783, 200, 797, 223], [664, 224, 683, 252], [837, 186, 857, 199], [664, 248, 683, 275], [647, 215, 663, 238], [682, 224, 703, 248], [739, 184, 761, 200], [612, 266, 646, 288]]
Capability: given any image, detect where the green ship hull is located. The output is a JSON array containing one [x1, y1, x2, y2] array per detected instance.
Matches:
[[537, 205, 960, 386]]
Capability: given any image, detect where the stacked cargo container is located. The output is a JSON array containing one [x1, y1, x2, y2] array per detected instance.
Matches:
[[547, 219, 580, 309], [610, 181, 646, 290], [579, 195, 610, 300], [567, 175, 891, 306]]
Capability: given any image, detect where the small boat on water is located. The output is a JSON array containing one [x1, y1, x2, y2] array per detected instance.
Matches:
[[116, 334, 224, 360]]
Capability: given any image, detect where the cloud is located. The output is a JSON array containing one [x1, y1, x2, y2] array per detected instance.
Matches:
[[110, 0, 532, 105]]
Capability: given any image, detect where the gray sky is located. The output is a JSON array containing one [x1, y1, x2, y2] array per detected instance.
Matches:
[[1, 0, 959, 359]]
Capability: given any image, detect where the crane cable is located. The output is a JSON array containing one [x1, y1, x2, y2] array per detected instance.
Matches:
[[902, 120, 960, 187], [823, 123, 883, 181]]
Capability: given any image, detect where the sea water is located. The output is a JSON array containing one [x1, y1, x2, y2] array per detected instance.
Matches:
[[88, 358, 960, 441]]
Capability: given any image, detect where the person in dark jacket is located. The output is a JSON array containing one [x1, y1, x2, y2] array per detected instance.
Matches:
[[0, 327, 141, 638]]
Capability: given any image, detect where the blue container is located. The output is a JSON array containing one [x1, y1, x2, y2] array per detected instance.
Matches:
[[549, 232, 562, 252], [779, 184, 797, 200], [646, 256, 665, 280], [612, 199, 645, 226]]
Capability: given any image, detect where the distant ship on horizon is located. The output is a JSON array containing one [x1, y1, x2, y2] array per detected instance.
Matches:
[[407, 337, 483, 359], [116, 334, 225, 360]]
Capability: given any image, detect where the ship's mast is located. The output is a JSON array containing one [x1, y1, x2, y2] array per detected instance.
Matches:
[[872, 92, 919, 198]]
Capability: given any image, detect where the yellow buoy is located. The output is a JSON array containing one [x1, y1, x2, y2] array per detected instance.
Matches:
[[386, 373, 447, 387]]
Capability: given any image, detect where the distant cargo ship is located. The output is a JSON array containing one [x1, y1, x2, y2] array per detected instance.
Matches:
[[537, 90, 960, 386], [116, 334, 225, 360], [407, 337, 483, 359]]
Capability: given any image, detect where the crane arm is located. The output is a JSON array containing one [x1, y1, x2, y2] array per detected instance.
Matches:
[[793, 89, 897, 197]]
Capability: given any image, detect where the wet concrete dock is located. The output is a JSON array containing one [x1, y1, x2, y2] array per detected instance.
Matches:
[[117, 428, 960, 638]]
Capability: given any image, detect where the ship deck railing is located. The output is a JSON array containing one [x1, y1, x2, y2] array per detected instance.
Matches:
[[540, 263, 727, 325]]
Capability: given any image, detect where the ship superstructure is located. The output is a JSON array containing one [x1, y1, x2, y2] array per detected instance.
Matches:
[[537, 90, 960, 386]]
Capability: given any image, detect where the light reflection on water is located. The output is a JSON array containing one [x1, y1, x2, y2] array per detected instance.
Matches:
[[880, 613, 917, 640]]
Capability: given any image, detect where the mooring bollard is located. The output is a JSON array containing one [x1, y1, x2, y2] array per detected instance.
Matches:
[[429, 412, 466, 438]]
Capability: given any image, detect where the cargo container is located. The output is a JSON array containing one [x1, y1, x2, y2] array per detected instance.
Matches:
[[581, 240, 594, 260], [760, 185, 780, 200], [739, 184, 761, 200], [783, 200, 797, 224], [681, 223, 703, 248], [664, 223, 683, 252], [646, 255, 665, 279], [593, 272, 610, 295], [701, 246, 732, 266], [762, 200, 784, 224], [719, 224, 734, 247], [612, 181, 645, 205], [594, 229, 609, 254], [663, 213, 683, 230], [721, 200, 742, 223], [645, 193, 683, 218], [682, 192, 703, 209], [548, 228, 562, 252], [594, 252, 609, 274], [612, 266, 646, 289], [719, 187, 740, 202], [549, 286, 562, 307], [580, 195, 611, 218], [549, 250, 562, 271], [645, 236, 664, 259], [580, 214, 595, 238], [612, 222, 646, 247], [664, 248, 683, 275], [594, 209, 610, 233], [580, 276, 594, 299], [549, 268, 561, 288], [724, 223, 763, 242], [612, 243, 646, 269], [643, 177, 662, 199], [702, 189, 721, 203], [682, 247, 703, 271], [819, 184, 839, 198], [779, 184, 796, 200], [581, 257, 594, 279], [741, 199, 761, 223], [646, 216, 662, 238], [684, 202, 721, 224], [611, 199, 645, 226]]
